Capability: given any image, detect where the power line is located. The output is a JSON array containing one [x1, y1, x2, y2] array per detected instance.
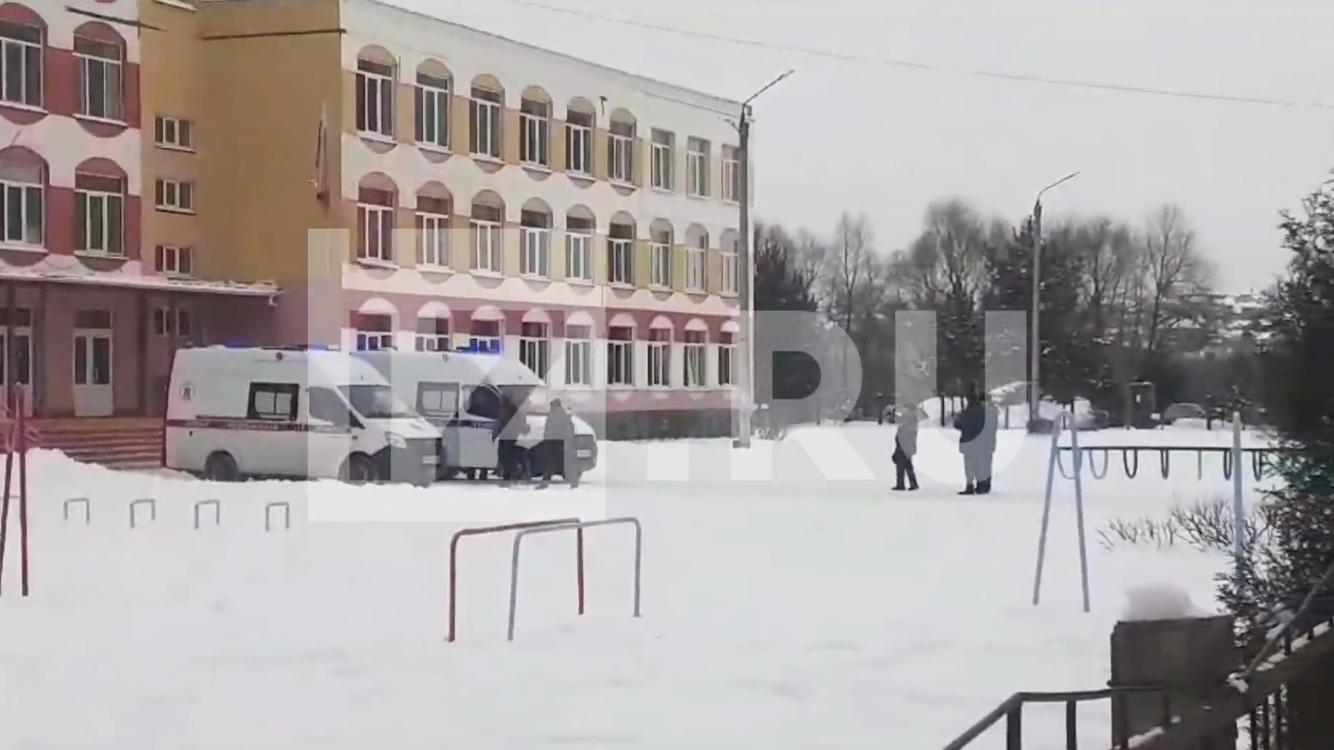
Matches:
[[497, 0, 1334, 111]]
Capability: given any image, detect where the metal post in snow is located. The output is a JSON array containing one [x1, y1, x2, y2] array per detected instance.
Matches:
[[1071, 415, 1091, 613], [1232, 411, 1245, 570], [1032, 416, 1064, 605]]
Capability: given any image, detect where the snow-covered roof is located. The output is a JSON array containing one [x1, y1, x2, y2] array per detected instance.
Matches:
[[0, 270, 279, 297]]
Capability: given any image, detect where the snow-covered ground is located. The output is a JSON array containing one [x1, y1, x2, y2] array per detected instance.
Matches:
[[0, 423, 1275, 749]]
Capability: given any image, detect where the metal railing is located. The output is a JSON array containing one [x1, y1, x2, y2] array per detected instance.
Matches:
[[943, 686, 1170, 750]]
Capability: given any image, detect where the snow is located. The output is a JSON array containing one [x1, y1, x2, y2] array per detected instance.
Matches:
[[1121, 584, 1204, 621], [0, 423, 1272, 749]]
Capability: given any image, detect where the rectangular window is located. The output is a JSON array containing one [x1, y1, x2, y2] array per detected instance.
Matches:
[[414, 73, 450, 148], [520, 227, 550, 277], [651, 130, 673, 190], [355, 58, 394, 137], [154, 245, 193, 277], [356, 202, 394, 262], [650, 243, 671, 288], [684, 330, 707, 388], [353, 313, 394, 351], [74, 188, 123, 255], [564, 325, 592, 386], [718, 332, 736, 386], [154, 116, 194, 150], [471, 220, 502, 273], [248, 382, 299, 422], [608, 133, 634, 183], [75, 36, 122, 121], [722, 250, 739, 294], [154, 178, 194, 213], [152, 307, 193, 337], [565, 231, 592, 282], [0, 179, 43, 247], [415, 317, 450, 352], [519, 322, 550, 380], [0, 22, 41, 108], [687, 137, 710, 197], [607, 326, 634, 386], [416, 212, 449, 267], [686, 248, 706, 292], [647, 328, 671, 388], [417, 381, 459, 418], [608, 238, 634, 285], [470, 86, 502, 158], [469, 319, 501, 353], [566, 111, 592, 174], [520, 99, 550, 166], [722, 145, 740, 202]]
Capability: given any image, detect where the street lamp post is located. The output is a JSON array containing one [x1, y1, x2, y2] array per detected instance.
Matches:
[[735, 70, 793, 448], [1028, 171, 1080, 427]]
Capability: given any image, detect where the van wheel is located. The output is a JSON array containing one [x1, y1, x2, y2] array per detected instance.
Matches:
[[204, 452, 241, 482], [341, 454, 378, 484]]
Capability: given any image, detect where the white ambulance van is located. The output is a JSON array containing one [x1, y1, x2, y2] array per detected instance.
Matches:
[[165, 347, 441, 484], [355, 350, 599, 481]]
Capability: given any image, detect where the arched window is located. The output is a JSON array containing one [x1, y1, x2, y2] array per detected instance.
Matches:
[[356, 173, 397, 262], [0, 146, 44, 247], [564, 205, 595, 282], [647, 316, 673, 388], [564, 310, 594, 387], [469, 74, 503, 159], [355, 46, 395, 138], [607, 108, 636, 183], [519, 86, 551, 167], [519, 198, 551, 278], [415, 301, 451, 352], [469, 190, 504, 273], [467, 305, 503, 353], [607, 312, 636, 387], [649, 219, 673, 289], [74, 157, 124, 255], [353, 297, 397, 351], [414, 59, 450, 148], [683, 319, 708, 388], [415, 181, 451, 267], [73, 22, 123, 121], [718, 320, 739, 387], [565, 98, 595, 175], [608, 211, 635, 286], [685, 225, 709, 292], [518, 308, 551, 379], [0, 6, 44, 108]]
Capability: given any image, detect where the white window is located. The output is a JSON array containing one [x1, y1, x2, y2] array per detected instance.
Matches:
[[154, 116, 194, 151], [355, 58, 394, 137], [650, 243, 671, 288], [566, 111, 592, 174], [155, 179, 194, 213], [686, 248, 706, 292], [354, 314, 395, 351], [723, 247, 739, 295], [684, 331, 707, 388], [565, 230, 592, 282], [154, 245, 193, 277], [651, 130, 673, 190], [415, 72, 450, 148], [415, 317, 450, 352], [608, 238, 634, 285], [718, 333, 736, 386], [75, 35, 122, 121], [722, 145, 740, 202], [357, 201, 394, 262], [520, 99, 550, 166], [607, 327, 634, 386], [564, 324, 592, 386], [687, 137, 710, 197], [471, 220, 502, 273], [153, 308, 192, 338], [470, 86, 502, 159], [468, 320, 502, 353], [521, 227, 550, 277], [608, 133, 634, 183], [0, 176, 43, 247], [75, 184, 123, 256], [647, 329, 671, 388], [519, 322, 550, 380], [416, 212, 449, 267], [0, 21, 42, 108]]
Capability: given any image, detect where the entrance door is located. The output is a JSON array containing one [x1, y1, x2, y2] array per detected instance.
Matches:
[[73, 328, 113, 417], [0, 326, 33, 416]]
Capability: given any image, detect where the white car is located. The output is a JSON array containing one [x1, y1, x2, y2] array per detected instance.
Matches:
[[165, 347, 440, 484]]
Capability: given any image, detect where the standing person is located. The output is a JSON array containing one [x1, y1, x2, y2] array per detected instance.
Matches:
[[892, 406, 920, 491], [538, 399, 579, 489], [977, 398, 1001, 494], [492, 391, 529, 485], [954, 390, 985, 495]]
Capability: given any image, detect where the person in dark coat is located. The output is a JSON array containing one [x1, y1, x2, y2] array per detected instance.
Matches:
[[492, 392, 530, 484], [538, 399, 579, 489], [977, 400, 1000, 494], [892, 406, 920, 491], [953, 391, 986, 495]]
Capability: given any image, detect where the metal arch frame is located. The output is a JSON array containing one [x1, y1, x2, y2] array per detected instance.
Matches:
[[1158, 448, 1171, 479], [129, 498, 157, 529], [1033, 414, 1090, 612], [1121, 447, 1140, 478], [264, 502, 291, 532], [447, 518, 584, 643], [63, 497, 90, 524], [1087, 447, 1111, 479], [193, 499, 221, 529], [507, 517, 642, 642]]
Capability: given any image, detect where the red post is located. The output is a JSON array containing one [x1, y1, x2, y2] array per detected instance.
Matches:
[[0, 395, 13, 596], [576, 528, 585, 616], [17, 389, 29, 596]]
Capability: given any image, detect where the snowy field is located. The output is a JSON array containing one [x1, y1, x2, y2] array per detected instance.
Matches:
[[0, 423, 1276, 749]]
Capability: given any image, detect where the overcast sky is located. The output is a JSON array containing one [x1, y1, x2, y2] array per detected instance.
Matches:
[[391, 0, 1334, 292]]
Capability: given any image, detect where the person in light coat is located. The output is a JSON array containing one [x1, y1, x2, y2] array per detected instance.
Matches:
[[892, 406, 920, 491]]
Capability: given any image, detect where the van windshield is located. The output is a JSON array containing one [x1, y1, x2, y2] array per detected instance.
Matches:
[[339, 385, 416, 420]]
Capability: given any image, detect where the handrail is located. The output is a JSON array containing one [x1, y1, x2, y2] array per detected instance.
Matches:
[[943, 686, 1168, 750]]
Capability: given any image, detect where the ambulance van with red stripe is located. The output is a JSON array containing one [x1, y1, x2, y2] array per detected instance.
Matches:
[[165, 347, 442, 484]]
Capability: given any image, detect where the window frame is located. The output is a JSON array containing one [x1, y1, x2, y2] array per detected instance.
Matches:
[[687, 138, 710, 197], [356, 202, 395, 263], [646, 335, 671, 389], [564, 326, 592, 387], [74, 186, 123, 256], [355, 58, 395, 138], [718, 343, 736, 387], [0, 21, 44, 109], [469, 87, 503, 159], [247, 382, 299, 422], [607, 133, 634, 184], [414, 74, 450, 149], [154, 115, 195, 151], [566, 121, 592, 175], [650, 242, 671, 288], [470, 218, 502, 273], [0, 177, 43, 248], [650, 130, 673, 190], [684, 335, 707, 389], [154, 244, 193, 277], [415, 210, 449, 268], [154, 178, 195, 214], [721, 147, 740, 203], [519, 103, 550, 167], [520, 226, 550, 278], [607, 338, 634, 387], [414, 317, 451, 352], [608, 238, 634, 286], [686, 247, 706, 292], [565, 230, 592, 282], [74, 36, 123, 122]]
